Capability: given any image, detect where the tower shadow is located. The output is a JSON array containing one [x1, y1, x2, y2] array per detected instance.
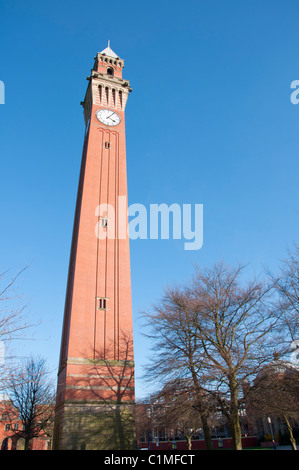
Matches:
[[65, 331, 136, 449]]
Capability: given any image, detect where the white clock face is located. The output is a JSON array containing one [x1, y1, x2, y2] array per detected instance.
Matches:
[[96, 109, 121, 126]]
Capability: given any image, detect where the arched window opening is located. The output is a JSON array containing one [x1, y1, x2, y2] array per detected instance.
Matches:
[[107, 67, 114, 77]]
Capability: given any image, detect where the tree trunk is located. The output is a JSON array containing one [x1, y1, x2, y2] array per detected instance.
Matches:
[[201, 412, 213, 450], [185, 434, 192, 450], [229, 377, 242, 450], [229, 413, 242, 450], [190, 363, 213, 450], [24, 437, 31, 450], [284, 415, 297, 450]]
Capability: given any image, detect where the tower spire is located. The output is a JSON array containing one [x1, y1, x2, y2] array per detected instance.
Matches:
[[100, 41, 120, 59]]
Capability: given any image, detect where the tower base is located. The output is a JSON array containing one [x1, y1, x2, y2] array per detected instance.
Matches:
[[53, 401, 136, 450]]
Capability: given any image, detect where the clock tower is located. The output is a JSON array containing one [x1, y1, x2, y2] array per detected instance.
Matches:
[[53, 44, 135, 450]]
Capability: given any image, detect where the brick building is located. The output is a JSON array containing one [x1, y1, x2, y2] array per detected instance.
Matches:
[[0, 400, 53, 450]]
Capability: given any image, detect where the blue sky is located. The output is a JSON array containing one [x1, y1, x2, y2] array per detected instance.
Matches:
[[0, 0, 299, 399]]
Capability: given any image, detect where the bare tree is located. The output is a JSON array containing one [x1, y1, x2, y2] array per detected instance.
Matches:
[[143, 261, 279, 450], [5, 356, 55, 450], [187, 262, 280, 450], [269, 245, 299, 358], [135, 398, 152, 447], [247, 360, 299, 450], [143, 286, 215, 450], [155, 380, 203, 450], [0, 266, 34, 392]]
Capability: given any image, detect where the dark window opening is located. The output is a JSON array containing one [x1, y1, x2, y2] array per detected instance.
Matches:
[[101, 217, 108, 228], [97, 297, 108, 310], [107, 67, 114, 76]]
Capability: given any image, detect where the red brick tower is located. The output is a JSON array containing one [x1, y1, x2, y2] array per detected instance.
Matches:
[[53, 44, 135, 450]]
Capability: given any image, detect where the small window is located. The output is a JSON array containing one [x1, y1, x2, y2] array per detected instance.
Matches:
[[104, 141, 110, 149], [5, 424, 10, 431], [99, 216, 108, 228], [107, 67, 114, 76], [97, 297, 108, 310]]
